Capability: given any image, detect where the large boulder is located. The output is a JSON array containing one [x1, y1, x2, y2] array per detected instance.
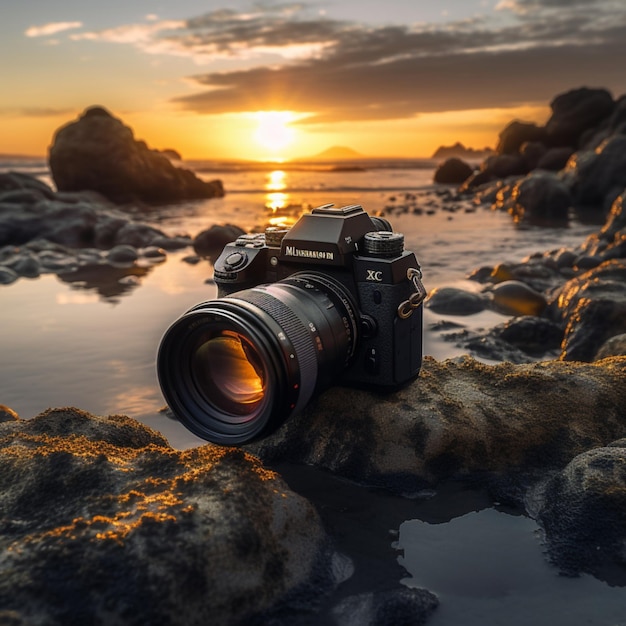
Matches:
[[49, 107, 224, 205], [551, 259, 626, 361], [0, 408, 332, 625], [433, 158, 474, 184], [504, 171, 572, 226], [496, 121, 546, 155], [561, 134, 626, 209], [247, 356, 626, 495], [536, 442, 626, 578], [545, 87, 615, 148]]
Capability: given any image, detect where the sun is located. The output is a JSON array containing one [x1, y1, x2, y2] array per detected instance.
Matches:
[[253, 111, 296, 156]]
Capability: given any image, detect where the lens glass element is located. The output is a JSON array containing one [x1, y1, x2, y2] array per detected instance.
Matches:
[[191, 331, 266, 416]]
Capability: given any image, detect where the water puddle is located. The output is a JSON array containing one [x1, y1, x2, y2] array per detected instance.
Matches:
[[397, 506, 626, 625]]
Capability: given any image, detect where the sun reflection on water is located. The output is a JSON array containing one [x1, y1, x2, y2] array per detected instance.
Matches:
[[264, 169, 307, 228]]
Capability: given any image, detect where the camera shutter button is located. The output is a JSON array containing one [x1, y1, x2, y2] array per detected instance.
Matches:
[[224, 251, 247, 270]]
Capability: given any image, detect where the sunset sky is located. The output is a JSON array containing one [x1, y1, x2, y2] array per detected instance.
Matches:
[[1, 0, 625, 161]]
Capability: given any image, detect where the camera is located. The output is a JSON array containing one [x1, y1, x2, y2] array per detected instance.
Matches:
[[157, 204, 425, 445]]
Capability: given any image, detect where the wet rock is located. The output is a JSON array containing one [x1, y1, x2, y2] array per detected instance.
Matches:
[[142, 246, 167, 260], [433, 158, 474, 184], [247, 356, 626, 495], [424, 286, 487, 315], [442, 328, 537, 364], [496, 315, 563, 355], [0, 171, 56, 199], [535, 443, 626, 578], [551, 259, 626, 361], [49, 106, 224, 205], [536, 147, 574, 172], [331, 587, 438, 626], [0, 405, 19, 423], [545, 87, 615, 148], [0, 174, 188, 263], [581, 190, 626, 262], [487, 280, 547, 316], [595, 333, 626, 360], [481, 153, 527, 178], [519, 141, 547, 171], [0, 265, 19, 285], [458, 169, 495, 192], [193, 224, 246, 258], [496, 121, 546, 155], [562, 135, 626, 209], [106, 244, 138, 264], [0, 407, 332, 625], [505, 171, 571, 226]]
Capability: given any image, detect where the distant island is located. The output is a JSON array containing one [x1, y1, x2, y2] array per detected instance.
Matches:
[[309, 146, 365, 160], [431, 142, 493, 160]]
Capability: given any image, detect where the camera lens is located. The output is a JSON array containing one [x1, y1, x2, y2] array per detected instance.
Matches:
[[157, 273, 358, 445], [190, 332, 266, 415]]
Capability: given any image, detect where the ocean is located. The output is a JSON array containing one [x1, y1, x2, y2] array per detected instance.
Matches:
[[1, 155, 622, 625]]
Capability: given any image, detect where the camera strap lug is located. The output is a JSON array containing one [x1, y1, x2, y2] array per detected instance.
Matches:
[[398, 265, 427, 319]]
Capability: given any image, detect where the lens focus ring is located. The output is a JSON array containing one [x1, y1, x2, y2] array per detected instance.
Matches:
[[225, 287, 319, 415]]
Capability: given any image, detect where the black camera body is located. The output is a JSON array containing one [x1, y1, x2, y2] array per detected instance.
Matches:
[[212, 204, 424, 388], [158, 203, 425, 445]]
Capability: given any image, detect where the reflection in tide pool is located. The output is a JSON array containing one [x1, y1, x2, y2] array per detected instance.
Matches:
[[397, 508, 626, 625]]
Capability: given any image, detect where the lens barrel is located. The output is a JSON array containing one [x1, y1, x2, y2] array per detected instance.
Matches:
[[157, 273, 358, 445]]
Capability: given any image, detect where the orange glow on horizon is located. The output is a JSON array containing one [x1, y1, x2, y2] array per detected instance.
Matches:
[[0, 105, 551, 161]]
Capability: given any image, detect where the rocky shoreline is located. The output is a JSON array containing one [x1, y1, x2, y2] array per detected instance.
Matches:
[[1, 354, 625, 623], [2, 90, 626, 623]]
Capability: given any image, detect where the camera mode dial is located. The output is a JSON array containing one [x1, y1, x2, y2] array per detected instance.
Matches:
[[363, 231, 404, 257]]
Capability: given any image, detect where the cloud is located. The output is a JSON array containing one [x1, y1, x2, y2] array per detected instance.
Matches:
[[0, 107, 75, 118], [61, 2, 626, 123], [172, 2, 626, 122], [70, 20, 185, 49], [25, 21, 83, 37]]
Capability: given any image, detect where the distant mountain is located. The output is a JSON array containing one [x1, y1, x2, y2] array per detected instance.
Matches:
[[309, 146, 364, 160], [432, 142, 493, 160]]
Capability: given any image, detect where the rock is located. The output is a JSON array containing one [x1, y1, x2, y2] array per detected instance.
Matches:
[[0, 174, 186, 256], [487, 280, 547, 316], [0, 171, 55, 199], [246, 356, 626, 495], [433, 158, 474, 184], [595, 333, 626, 360], [519, 141, 547, 170], [562, 134, 626, 209], [0, 407, 332, 625], [536, 444, 626, 577], [106, 244, 138, 264], [495, 315, 563, 355], [431, 142, 492, 160], [551, 259, 626, 361], [481, 153, 528, 178], [0, 405, 19, 422], [0, 265, 19, 284], [458, 169, 495, 192], [505, 171, 572, 226], [496, 121, 546, 155], [424, 286, 487, 315], [193, 224, 246, 258], [142, 246, 167, 260], [545, 87, 615, 148], [331, 588, 438, 626], [536, 147, 574, 171], [11, 252, 41, 278], [49, 106, 224, 205]]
